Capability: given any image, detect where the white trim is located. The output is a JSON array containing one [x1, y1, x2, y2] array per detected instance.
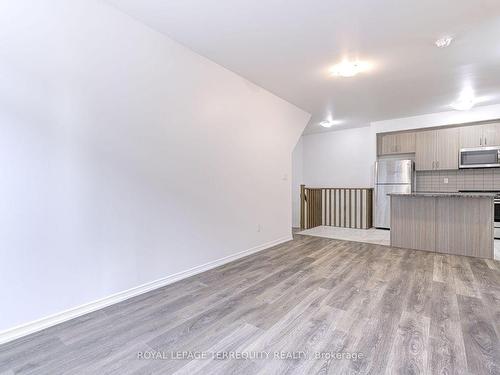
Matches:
[[0, 235, 292, 345]]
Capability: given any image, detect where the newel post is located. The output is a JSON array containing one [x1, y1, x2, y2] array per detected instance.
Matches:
[[300, 184, 306, 230]]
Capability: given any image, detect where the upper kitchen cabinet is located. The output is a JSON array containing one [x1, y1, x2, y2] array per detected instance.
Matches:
[[379, 132, 415, 155], [415, 130, 437, 171], [415, 128, 459, 171], [482, 122, 500, 146], [459, 123, 500, 148], [397, 132, 416, 153], [380, 134, 397, 154], [436, 127, 459, 170], [459, 125, 483, 148]]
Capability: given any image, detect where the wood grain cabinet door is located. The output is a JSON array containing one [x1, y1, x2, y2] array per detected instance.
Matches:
[[435, 197, 493, 258], [415, 130, 437, 171], [390, 196, 436, 251], [436, 127, 459, 170], [381, 134, 397, 154], [396, 132, 416, 153], [459, 125, 483, 148], [379, 132, 415, 155], [482, 123, 500, 146]]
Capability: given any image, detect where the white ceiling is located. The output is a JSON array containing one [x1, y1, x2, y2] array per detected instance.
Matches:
[[107, 0, 500, 134]]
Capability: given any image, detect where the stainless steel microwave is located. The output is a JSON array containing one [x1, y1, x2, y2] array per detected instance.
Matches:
[[459, 146, 500, 168]]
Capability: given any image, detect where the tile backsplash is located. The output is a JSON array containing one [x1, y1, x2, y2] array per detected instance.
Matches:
[[416, 169, 500, 192]]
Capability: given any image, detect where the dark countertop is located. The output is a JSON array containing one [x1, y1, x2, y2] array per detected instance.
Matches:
[[388, 192, 496, 198]]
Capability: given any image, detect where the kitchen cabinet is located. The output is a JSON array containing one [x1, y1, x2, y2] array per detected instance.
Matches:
[[482, 123, 500, 146], [397, 132, 416, 153], [390, 194, 493, 259], [379, 132, 415, 155], [380, 134, 397, 154], [415, 130, 436, 171], [459, 123, 500, 148], [436, 127, 459, 170], [378, 121, 500, 171], [459, 125, 483, 148], [415, 128, 459, 171]]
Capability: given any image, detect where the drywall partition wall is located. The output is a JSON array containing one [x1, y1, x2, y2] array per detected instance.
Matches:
[[0, 0, 310, 334], [301, 126, 375, 188], [291, 138, 303, 228]]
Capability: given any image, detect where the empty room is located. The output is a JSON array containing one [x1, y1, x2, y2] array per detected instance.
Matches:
[[1, 0, 500, 374]]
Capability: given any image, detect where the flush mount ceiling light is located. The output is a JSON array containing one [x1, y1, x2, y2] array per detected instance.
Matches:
[[450, 87, 476, 111], [319, 120, 342, 128], [329, 61, 371, 77], [435, 36, 453, 48]]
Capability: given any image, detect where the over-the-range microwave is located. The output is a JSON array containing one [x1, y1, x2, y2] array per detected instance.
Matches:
[[459, 146, 500, 168]]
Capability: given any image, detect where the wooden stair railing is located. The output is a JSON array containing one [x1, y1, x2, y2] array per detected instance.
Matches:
[[300, 185, 373, 230]]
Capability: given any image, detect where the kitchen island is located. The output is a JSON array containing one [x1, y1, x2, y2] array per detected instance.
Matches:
[[389, 192, 494, 259]]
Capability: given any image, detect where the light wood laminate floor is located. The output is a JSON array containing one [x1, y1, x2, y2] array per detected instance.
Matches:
[[1, 234, 499, 374]]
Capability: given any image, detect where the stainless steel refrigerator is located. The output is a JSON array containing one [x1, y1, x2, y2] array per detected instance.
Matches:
[[374, 159, 414, 229]]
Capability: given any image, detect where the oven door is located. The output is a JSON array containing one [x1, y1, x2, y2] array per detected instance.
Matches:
[[459, 147, 500, 168], [495, 199, 500, 239]]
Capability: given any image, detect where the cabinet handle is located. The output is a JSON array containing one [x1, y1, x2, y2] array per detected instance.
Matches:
[[480, 137, 483, 146], [485, 137, 487, 145], [432, 161, 435, 169]]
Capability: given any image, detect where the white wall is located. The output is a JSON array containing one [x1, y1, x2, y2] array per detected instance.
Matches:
[[0, 0, 310, 332], [297, 103, 500, 194], [302, 126, 375, 187], [291, 138, 303, 228]]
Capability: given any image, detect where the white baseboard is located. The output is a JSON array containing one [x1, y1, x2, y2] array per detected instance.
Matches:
[[0, 235, 292, 345]]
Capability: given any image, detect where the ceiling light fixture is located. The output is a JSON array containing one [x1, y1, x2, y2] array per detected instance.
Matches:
[[435, 36, 453, 48], [319, 120, 342, 128], [450, 87, 476, 111], [329, 61, 371, 77]]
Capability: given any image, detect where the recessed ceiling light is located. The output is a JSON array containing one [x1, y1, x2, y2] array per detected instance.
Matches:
[[435, 36, 453, 48], [329, 61, 371, 78], [450, 87, 476, 111], [319, 120, 342, 128]]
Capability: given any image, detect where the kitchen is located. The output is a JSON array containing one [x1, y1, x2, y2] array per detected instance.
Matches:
[[297, 118, 500, 260], [375, 120, 500, 259]]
